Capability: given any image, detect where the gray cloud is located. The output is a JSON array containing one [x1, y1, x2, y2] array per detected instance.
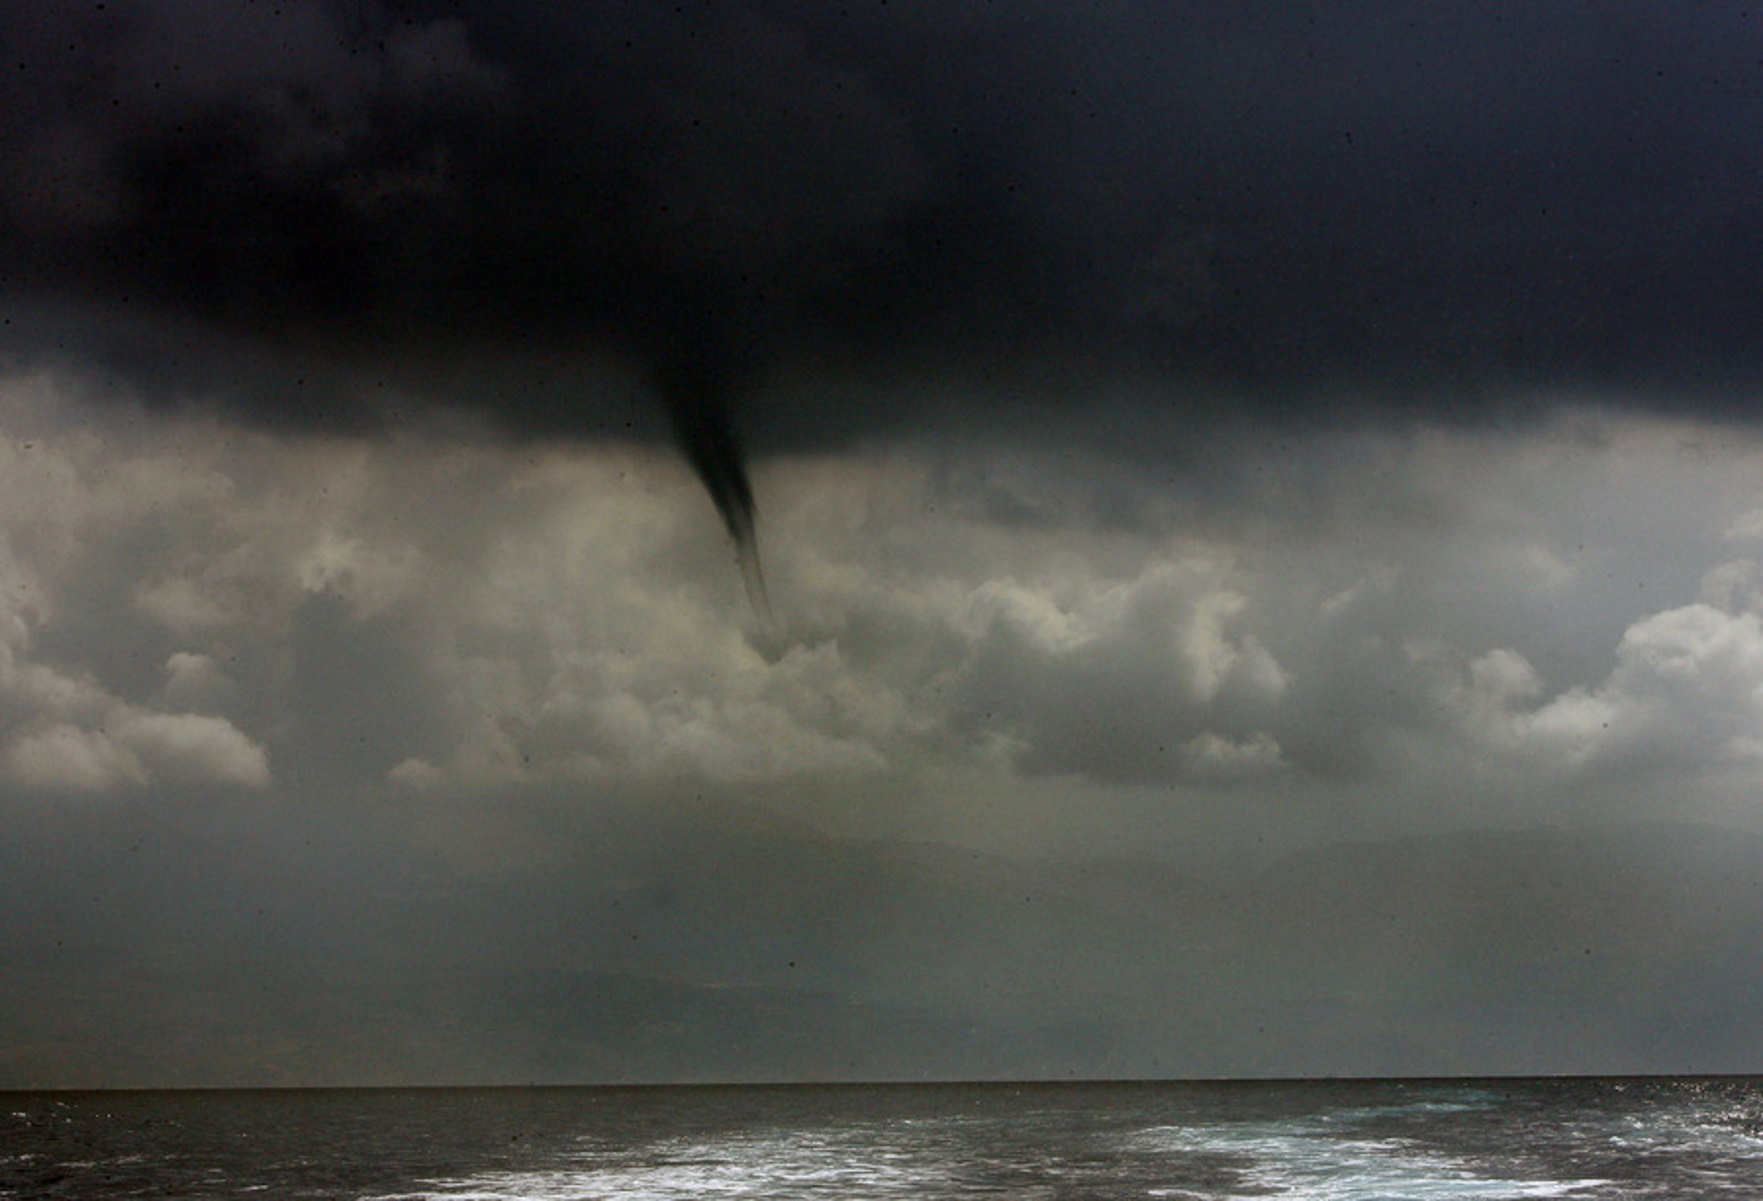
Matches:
[[5, 373, 1759, 821], [949, 560, 1289, 785]]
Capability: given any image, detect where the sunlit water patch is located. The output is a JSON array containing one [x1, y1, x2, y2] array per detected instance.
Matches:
[[1132, 1112, 1608, 1199], [373, 1124, 964, 1200], [364, 1088, 1667, 1201], [7, 1080, 1763, 1200]]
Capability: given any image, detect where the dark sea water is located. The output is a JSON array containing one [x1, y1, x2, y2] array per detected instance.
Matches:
[[5, 1078, 1763, 1199]]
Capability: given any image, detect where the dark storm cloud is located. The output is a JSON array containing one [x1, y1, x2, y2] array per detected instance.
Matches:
[[6, 2, 1763, 483]]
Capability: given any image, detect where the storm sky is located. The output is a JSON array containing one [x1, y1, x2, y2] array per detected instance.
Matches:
[[6, 1, 1763, 1085]]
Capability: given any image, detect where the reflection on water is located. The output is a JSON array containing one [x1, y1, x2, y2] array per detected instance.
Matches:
[[409, 1126, 957, 1199]]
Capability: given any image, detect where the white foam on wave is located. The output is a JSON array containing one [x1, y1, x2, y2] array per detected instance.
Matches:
[[1133, 1119, 1607, 1201], [362, 1125, 954, 1201]]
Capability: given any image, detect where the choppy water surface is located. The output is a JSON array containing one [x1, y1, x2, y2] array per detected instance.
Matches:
[[5, 1078, 1762, 1199]]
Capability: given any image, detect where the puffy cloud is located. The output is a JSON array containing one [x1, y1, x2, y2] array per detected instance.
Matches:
[[0, 632, 270, 790], [0, 706, 267, 793], [2, 723, 146, 791], [0, 380, 285, 790], [0, 379, 1308, 795], [1464, 648, 1546, 716], [1455, 603, 1763, 780], [950, 556, 1289, 784], [112, 711, 270, 789], [295, 533, 422, 618], [1698, 559, 1763, 613], [1180, 730, 1287, 781], [387, 756, 446, 789]]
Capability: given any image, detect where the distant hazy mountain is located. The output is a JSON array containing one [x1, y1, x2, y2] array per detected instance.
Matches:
[[5, 803, 1760, 1085]]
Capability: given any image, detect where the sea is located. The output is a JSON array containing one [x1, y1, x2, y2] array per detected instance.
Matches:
[[5, 1078, 1763, 1199]]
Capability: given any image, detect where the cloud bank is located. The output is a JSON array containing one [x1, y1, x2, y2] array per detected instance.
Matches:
[[2, 374, 1761, 834]]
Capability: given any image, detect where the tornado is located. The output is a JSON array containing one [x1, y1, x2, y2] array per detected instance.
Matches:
[[652, 335, 774, 631]]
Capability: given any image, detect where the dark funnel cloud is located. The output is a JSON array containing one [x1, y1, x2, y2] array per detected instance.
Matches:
[[5, 1, 1763, 529], [648, 304, 773, 626]]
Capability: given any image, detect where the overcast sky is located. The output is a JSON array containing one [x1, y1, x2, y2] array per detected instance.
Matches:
[[6, 0, 1763, 1086]]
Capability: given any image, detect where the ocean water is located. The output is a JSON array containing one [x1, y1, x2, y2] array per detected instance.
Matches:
[[4, 1078, 1762, 1199]]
